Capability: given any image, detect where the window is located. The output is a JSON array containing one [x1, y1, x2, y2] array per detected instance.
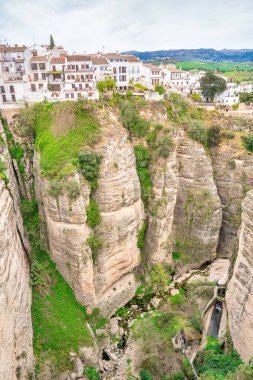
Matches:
[[65, 93, 69, 99], [67, 75, 71, 80], [71, 93, 74, 98], [86, 65, 89, 69], [52, 65, 56, 71], [10, 85, 15, 93], [31, 63, 38, 70], [2, 95, 7, 103], [113, 67, 117, 74], [78, 93, 81, 98], [79, 84, 82, 89], [39, 84, 43, 90], [11, 94, 16, 102], [119, 75, 126, 82], [34, 73, 39, 81], [42, 73, 46, 80], [31, 84, 36, 92], [72, 84, 75, 89], [119, 66, 126, 73], [52, 84, 60, 91], [39, 63, 46, 70], [0, 86, 5, 94]]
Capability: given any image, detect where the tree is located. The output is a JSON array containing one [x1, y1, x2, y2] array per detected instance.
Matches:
[[96, 77, 116, 92], [200, 72, 226, 102], [49, 35, 55, 49]]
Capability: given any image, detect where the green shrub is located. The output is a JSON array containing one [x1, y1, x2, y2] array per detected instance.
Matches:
[[137, 222, 147, 253], [154, 84, 165, 95], [150, 263, 169, 293], [134, 83, 149, 91], [170, 373, 184, 380], [172, 251, 182, 261], [86, 199, 101, 228], [83, 366, 100, 380], [182, 357, 194, 380], [96, 78, 115, 92], [206, 126, 222, 147], [87, 235, 102, 262], [134, 145, 152, 207], [48, 180, 63, 198], [191, 92, 202, 102], [9, 143, 24, 161], [120, 99, 149, 137], [65, 180, 80, 200], [18, 106, 36, 137], [227, 159, 236, 169], [187, 122, 207, 145], [140, 368, 153, 380], [77, 152, 101, 189], [155, 135, 172, 158], [0, 158, 8, 184], [194, 337, 242, 378], [241, 134, 253, 152]]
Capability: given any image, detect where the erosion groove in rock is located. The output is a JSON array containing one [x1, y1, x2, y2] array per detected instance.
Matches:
[[226, 190, 253, 362]]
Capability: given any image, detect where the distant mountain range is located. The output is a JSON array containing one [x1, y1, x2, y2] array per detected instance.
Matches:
[[121, 49, 253, 62]]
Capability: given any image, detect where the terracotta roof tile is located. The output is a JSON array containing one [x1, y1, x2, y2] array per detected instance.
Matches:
[[143, 63, 162, 70], [91, 57, 109, 65], [124, 55, 140, 62], [51, 57, 66, 64], [30, 56, 48, 62], [67, 55, 91, 62]]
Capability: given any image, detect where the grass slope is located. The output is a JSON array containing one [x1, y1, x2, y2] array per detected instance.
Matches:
[[34, 101, 100, 178]]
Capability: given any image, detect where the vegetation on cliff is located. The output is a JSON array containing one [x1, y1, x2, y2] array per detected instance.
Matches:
[[33, 101, 100, 178]]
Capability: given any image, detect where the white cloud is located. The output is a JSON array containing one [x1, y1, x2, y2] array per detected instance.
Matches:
[[1, 0, 252, 51]]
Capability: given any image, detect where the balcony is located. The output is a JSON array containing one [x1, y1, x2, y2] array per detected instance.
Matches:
[[65, 67, 94, 73]]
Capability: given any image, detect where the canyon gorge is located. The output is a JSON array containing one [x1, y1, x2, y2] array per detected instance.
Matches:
[[1, 96, 253, 380]]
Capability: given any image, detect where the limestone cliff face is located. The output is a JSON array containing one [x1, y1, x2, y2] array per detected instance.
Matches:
[[145, 147, 178, 264], [226, 190, 253, 362], [36, 112, 144, 316], [172, 135, 222, 267], [0, 122, 34, 379], [212, 145, 253, 258]]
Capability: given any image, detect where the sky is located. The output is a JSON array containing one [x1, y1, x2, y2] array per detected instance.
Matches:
[[0, 0, 252, 53]]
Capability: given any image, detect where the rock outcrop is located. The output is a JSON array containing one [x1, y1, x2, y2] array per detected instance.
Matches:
[[35, 112, 144, 316], [0, 122, 34, 379], [212, 145, 253, 258], [226, 190, 253, 362], [145, 147, 178, 264], [172, 135, 222, 267]]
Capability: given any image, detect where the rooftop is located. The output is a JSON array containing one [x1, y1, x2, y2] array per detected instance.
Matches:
[[51, 57, 66, 64], [91, 56, 109, 65], [30, 56, 48, 62], [143, 63, 162, 70], [67, 55, 91, 62]]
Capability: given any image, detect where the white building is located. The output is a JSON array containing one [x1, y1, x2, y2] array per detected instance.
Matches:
[[124, 55, 142, 83], [215, 88, 239, 105], [90, 56, 112, 82], [103, 53, 129, 91], [64, 55, 98, 100], [48, 57, 66, 101], [0, 45, 30, 106], [140, 63, 163, 89]]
